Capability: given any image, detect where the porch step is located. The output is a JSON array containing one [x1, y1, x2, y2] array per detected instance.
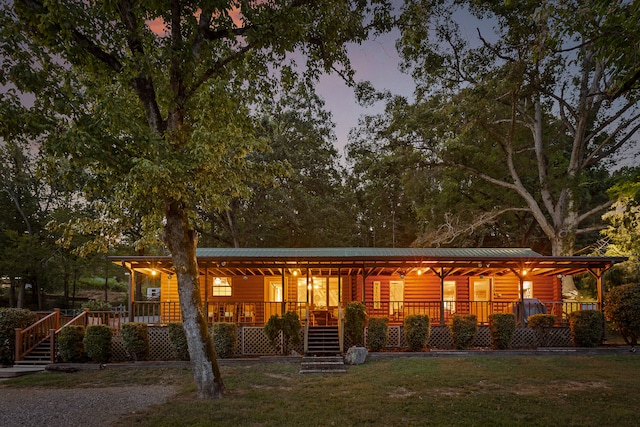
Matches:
[[300, 356, 346, 374], [15, 339, 52, 366], [306, 326, 340, 356]]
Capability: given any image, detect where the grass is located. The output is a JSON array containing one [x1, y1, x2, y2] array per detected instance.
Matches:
[[3, 356, 640, 426]]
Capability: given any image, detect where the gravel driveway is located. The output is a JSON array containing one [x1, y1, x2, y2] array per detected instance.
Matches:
[[0, 385, 176, 426]]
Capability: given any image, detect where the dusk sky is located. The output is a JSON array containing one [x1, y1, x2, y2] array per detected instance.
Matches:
[[315, 28, 414, 157]]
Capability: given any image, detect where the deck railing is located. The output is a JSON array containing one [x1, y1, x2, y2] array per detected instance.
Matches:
[[127, 299, 598, 327]]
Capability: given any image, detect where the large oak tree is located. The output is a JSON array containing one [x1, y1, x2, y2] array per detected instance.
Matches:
[[0, 0, 392, 398], [393, 0, 639, 256]]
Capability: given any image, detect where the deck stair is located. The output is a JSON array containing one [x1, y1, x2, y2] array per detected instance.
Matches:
[[306, 326, 341, 355], [299, 355, 346, 374], [14, 338, 52, 366]]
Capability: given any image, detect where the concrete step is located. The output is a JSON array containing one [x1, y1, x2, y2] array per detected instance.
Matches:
[[300, 356, 346, 374]]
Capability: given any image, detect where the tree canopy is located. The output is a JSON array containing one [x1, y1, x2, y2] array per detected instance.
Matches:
[[0, 0, 393, 398], [382, 0, 640, 256]]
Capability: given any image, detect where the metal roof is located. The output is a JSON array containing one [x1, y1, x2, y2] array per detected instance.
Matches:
[[109, 247, 626, 278], [194, 247, 542, 259]]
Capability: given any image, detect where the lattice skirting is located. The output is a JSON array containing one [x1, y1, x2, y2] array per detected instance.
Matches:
[[108, 325, 572, 361], [384, 326, 571, 349]]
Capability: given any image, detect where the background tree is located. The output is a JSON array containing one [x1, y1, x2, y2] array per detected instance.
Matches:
[[200, 79, 360, 248], [0, 0, 392, 398], [390, 0, 639, 256]]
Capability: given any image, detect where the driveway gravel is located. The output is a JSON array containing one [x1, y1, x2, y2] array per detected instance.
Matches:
[[0, 385, 176, 426]]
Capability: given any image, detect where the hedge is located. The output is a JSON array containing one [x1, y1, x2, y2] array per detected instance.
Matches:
[[121, 322, 149, 361], [569, 310, 603, 347], [367, 317, 389, 351], [58, 325, 86, 362], [488, 313, 516, 350], [84, 324, 112, 363], [448, 314, 478, 350], [404, 315, 430, 351], [0, 308, 37, 365], [212, 322, 237, 358]]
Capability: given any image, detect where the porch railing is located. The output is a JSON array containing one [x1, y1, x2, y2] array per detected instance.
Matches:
[[128, 300, 598, 327]]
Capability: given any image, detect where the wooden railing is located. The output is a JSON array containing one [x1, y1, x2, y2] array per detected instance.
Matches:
[[15, 308, 60, 362], [127, 299, 600, 327]]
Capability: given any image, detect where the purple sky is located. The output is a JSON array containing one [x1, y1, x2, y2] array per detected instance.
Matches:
[[315, 29, 414, 157]]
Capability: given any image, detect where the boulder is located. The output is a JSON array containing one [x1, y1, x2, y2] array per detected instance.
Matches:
[[344, 346, 368, 365]]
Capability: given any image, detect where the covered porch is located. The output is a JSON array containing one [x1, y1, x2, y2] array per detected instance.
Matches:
[[111, 248, 624, 328]]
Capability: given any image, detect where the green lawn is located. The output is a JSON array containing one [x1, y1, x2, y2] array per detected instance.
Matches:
[[4, 356, 640, 426]]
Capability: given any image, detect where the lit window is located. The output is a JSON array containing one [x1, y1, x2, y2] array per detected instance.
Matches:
[[213, 277, 232, 297]]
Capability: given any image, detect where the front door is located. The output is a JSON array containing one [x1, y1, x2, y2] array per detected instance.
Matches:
[[471, 278, 491, 323]]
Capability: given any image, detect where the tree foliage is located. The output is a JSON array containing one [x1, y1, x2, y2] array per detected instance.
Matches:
[[377, 0, 640, 255], [0, 0, 393, 398]]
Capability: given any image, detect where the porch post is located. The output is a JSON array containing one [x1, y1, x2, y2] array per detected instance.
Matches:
[[126, 264, 134, 323], [440, 271, 446, 327], [362, 263, 366, 304], [518, 275, 525, 325], [281, 267, 286, 316], [589, 268, 606, 343]]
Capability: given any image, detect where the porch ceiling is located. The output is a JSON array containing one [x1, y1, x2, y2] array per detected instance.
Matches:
[[109, 247, 626, 278]]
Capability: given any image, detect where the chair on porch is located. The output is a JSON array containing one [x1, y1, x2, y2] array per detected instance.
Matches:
[[223, 304, 236, 322], [239, 304, 255, 324]]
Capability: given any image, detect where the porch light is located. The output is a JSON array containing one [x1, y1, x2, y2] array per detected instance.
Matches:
[[522, 269, 528, 276], [151, 269, 157, 276], [417, 269, 422, 275]]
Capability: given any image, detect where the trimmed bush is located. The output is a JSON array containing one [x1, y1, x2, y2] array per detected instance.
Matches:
[[83, 324, 112, 363], [58, 325, 86, 362], [264, 315, 283, 352], [448, 314, 478, 350], [263, 311, 301, 354], [212, 322, 237, 358], [0, 308, 37, 365], [121, 322, 149, 361], [282, 311, 302, 350], [488, 313, 516, 350], [404, 315, 430, 351], [367, 317, 388, 351], [345, 302, 367, 346], [605, 283, 640, 345], [569, 310, 604, 347], [528, 314, 557, 347], [168, 323, 189, 361]]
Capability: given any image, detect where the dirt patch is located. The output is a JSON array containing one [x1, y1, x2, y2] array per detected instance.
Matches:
[[388, 387, 417, 398]]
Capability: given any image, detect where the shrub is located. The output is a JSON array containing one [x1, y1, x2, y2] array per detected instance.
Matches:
[[263, 312, 301, 354], [367, 317, 388, 351], [121, 322, 149, 361], [81, 299, 112, 311], [84, 324, 112, 363], [264, 315, 283, 352], [605, 283, 640, 345], [569, 310, 604, 347], [345, 302, 367, 346], [58, 325, 86, 362], [404, 315, 430, 351], [488, 313, 516, 350], [528, 314, 557, 347], [167, 323, 189, 361], [281, 311, 302, 350], [212, 323, 237, 358], [0, 308, 37, 365], [448, 314, 478, 350]]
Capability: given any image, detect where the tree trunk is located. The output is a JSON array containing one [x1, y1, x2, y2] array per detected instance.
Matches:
[[164, 200, 224, 398]]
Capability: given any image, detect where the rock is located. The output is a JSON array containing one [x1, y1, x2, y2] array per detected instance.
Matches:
[[344, 346, 368, 365]]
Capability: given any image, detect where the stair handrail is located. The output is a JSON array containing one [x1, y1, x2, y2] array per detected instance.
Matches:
[[15, 308, 60, 362], [49, 308, 90, 363], [338, 304, 344, 353], [304, 303, 309, 354]]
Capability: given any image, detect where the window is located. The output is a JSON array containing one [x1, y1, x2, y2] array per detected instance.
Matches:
[[268, 280, 283, 302], [212, 277, 232, 297], [444, 280, 456, 312], [523, 281, 533, 299], [389, 280, 404, 315], [373, 281, 381, 309]]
